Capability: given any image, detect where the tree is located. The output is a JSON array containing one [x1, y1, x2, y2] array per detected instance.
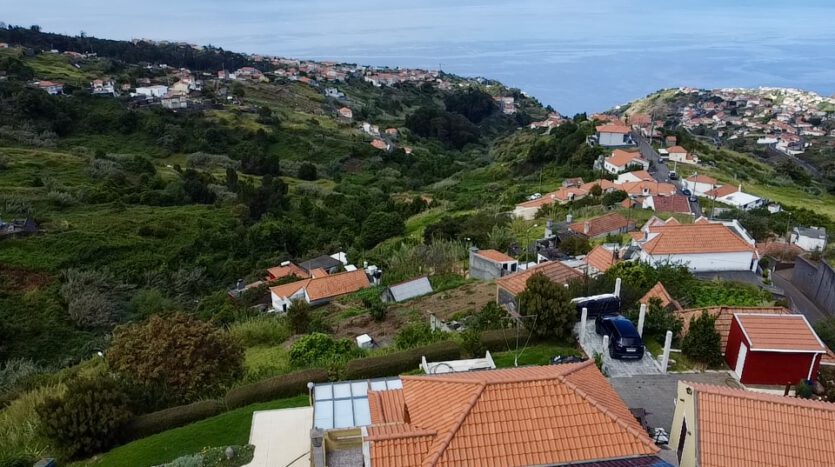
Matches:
[[681, 311, 723, 366], [471, 301, 510, 331], [815, 317, 835, 351], [517, 272, 575, 340], [360, 211, 405, 249], [589, 183, 603, 197], [287, 299, 311, 334], [558, 236, 591, 256], [601, 190, 628, 207], [642, 297, 683, 340], [107, 313, 244, 403], [60, 268, 132, 329], [297, 162, 318, 181], [36, 376, 132, 459]]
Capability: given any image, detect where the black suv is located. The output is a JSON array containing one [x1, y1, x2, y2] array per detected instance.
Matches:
[[572, 294, 621, 318], [595, 315, 645, 359]]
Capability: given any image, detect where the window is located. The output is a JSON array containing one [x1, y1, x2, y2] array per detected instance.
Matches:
[[676, 419, 687, 461]]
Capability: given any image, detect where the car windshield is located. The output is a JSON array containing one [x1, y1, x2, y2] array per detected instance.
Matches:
[[619, 337, 642, 346]]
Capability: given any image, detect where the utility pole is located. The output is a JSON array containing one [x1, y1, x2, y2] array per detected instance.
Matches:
[[781, 212, 792, 262]]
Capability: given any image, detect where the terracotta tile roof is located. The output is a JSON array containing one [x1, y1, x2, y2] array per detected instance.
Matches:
[[686, 174, 717, 185], [266, 262, 309, 280], [705, 184, 739, 198], [305, 269, 370, 301], [516, 187, 589, 208], [625, 170, 654, 181], [650, 195, 692, 214], [580, 179, 618, 192], [666, 145, 687, 154], [677, 307, 791, 350], [756, 241, 803, 260], [619, 180, 677, 197], [597, 124, 631, 134], [365, 362, 659, 467], [496, 260, 583, 295], [269, 269, 370, 302], [586, 245, 619, 274], [308, 267, 329, 278], [640, 223, 754, 255], [639, 282, 681, 311], [369, 389, 407, 424], [735, 314, 826, 352], [569, 212, 632, 238], [694, 216, 711, 224], [606, 150, 645, 168], [663, 216, 681, 225], [474, 249, 517, 263], [686, 381, 835, 467]]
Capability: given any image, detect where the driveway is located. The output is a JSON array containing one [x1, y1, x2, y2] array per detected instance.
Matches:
[[633, 133, 702, 218], [609, 372, 741, 432], [247, 406, 312, 467], [575, 321, 661, 377]]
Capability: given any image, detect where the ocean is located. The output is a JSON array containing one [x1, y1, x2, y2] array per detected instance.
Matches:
[[4, 0, 835, 114]]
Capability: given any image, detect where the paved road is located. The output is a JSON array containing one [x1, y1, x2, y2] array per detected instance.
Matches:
[[772, 268, 830, 323], [633, 133, 702, 217]]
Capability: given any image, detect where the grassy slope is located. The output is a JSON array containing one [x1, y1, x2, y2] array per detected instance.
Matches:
[[76, 395, 309, 467]]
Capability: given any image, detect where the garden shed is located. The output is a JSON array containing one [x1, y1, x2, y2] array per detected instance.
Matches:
[[725, 313, 826, 385]]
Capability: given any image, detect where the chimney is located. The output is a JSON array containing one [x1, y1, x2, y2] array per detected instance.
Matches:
[[236, 279, 244, 290], [583, 221, 591, 235], [566, 214, 573, 224], [643, 230, 649, 241], [738, 184, 742, 192]]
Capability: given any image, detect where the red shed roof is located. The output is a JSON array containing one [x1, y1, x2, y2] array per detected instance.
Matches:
[[735, 314, 826, 352]]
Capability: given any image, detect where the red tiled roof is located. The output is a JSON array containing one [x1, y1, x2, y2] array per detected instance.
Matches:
[[366, 362, 659, 467], [586, 245, 619, 274], [607, 149, 645, 168], [705, 184, 739, 198], [735, 314, 825, 352], [517, 187, 588, 208], [496, 261, 583, 296], [650, 195, 692, 214], [624, 170, 654, 181], [677, 307, 790, 350], [640, 223, 754, 255], [266, 262, 310, 281], [686, 381, 835, 467], [269, 269, 370, 302], [618, 180, 677, 197], [639, 282, 681, 311], [569, 212, 632, 238], [686, 174, 717, 185], [597, 124, 631, 134], [474, 249, 517, 263], [666, 145, 687, 154]]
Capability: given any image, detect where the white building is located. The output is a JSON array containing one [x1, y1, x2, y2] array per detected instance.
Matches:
[[667, 146, 699, 164], [596, 124, 632, 147], [683, 174, 718, 196], [635, 222, 758, 272], [603, 150, 648, 174], [717, 190, 764, 211], [791, 226, 827, 252], [134, 85, 169, 98]]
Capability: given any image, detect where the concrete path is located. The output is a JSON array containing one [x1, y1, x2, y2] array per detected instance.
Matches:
[[575, 321, 661, 377], [246, 406, 312, 467], [609, 372, 741, 432]]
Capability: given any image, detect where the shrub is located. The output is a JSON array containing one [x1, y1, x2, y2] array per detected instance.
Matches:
[[681, 311, 723, 366], [344, 341, 461, 379], [289, 333, 356, 368], [122, 399, 226, 441], [0, 383, 66, 466], [225, 368, 329, 409], [461, 328, 485, 357], [478, 329, 532, 353], [642, 297, 684, 340], [161, 445, 255, 467], [369, 301, 387, 322], [815, 317, 835, 351], [469, 301, 511, 331], [297, 162, 318, 181], [287, 300, 311, 334], [795, 379, 814, 399], [0, 358, 45, 399], [36, 376, 132, 459], [394, 322, 445, 350], [107, 314, 244, 403], [228, 316, 291, 347]]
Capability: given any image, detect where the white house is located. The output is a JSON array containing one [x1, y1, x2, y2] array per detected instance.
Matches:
[[596, 124, 632, 146], [667, 146, 699, 164], [683, 174, 718, 196], [635, 222, 758, 272], [616, 170, 653, 184], [36, 80, 63, 95], [269, 269, 371, 312], [604, 150, 648, 174], [791, 226, 827, 252], [134, 85, 168, 98]]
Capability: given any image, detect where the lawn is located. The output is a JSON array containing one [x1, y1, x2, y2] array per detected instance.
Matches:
[[243, 345, 291, 378], [493, 342, 580, 368], [75, 395, 309, 467], [643, 339, 695, 372]]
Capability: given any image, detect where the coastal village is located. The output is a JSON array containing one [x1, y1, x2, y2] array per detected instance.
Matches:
[[2, 33, 835, 467]]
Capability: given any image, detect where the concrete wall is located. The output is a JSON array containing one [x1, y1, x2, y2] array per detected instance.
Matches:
[[469, 251, 515, 280], [792, 257, 835, 314], [599, 132, 627, 146], [668, 382, 698, 467], [642, 251, 756, 272]]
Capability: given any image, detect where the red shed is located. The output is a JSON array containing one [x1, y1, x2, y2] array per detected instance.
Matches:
[[726, 313, 826, 385]]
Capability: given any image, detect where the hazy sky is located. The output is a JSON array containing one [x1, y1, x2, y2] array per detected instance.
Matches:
[[4, 1, 835, 113]]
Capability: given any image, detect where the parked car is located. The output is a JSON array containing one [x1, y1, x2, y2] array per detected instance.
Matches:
[[528, 193, 542, 200], [571, 294, 621, 318], [595, 315, 645, 359], [669, 171, 678, 180], [689, 194, 698, 203], [681, 188, 691, 196]]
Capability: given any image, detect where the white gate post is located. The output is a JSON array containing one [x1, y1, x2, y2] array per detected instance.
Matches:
[[637, 304, 647, 337], [660, 330, 673, 373]]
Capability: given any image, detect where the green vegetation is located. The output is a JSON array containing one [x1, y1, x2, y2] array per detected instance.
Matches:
[[493, 342, 580, 368], [75, 396, 308, 467], [681, 311, 724, 367]]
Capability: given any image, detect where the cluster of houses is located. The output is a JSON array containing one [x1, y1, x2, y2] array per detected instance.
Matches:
[[645, 87, 834, 156]]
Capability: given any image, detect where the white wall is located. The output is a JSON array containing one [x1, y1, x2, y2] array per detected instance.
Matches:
[[641, 250, 756, 272], [792, 235, 826, 252], [603, 161, 623, 174], [270, 289, 306, 313], [683, 180, 714, 196], [513, 205, 539, 220], [599, 132, 626, 146]]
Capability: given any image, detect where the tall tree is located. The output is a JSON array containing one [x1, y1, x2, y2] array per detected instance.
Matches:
[[517, 272, 575, 340]]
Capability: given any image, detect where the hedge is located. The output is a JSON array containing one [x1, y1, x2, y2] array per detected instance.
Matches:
[[479, 329, 538, 352], [123, 399, 226, 441], [224, 368, 329, 409], [344, 341, 461, 379]]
